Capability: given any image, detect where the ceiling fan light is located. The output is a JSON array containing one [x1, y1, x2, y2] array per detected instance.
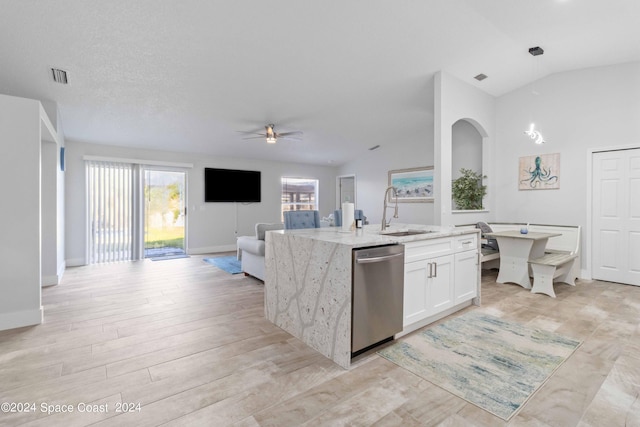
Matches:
[[266, 136, 277, 144]]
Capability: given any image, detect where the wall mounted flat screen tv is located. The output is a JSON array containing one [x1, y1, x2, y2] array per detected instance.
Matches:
[[204, 168, 261, 202]]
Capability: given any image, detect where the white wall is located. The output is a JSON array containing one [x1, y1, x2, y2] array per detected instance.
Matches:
[[338, 135, 435, 226], [65, 141, 338, 265], [494, 61, 640, 272], [0, 94, 43, 330], [435, 71, 496, 226], [338, 78, 436, 226]]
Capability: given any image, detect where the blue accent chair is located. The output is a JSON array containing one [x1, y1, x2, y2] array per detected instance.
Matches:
[[333, 209, 364, 227], [284, 210, 321, 230]]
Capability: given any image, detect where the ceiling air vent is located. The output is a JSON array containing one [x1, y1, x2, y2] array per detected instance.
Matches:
[[51, 68, 68, 84], [474, 73, 488, 81]]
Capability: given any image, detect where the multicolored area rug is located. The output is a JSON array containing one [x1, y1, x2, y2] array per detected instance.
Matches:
[[378, 311, 581, 420], [203, 256, 242, 274]]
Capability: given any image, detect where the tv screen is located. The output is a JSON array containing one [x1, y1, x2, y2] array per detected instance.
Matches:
[[204, 168, 261, 202]]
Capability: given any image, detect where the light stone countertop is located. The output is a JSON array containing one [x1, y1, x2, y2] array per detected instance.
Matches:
[[269, 223, 480, 248]]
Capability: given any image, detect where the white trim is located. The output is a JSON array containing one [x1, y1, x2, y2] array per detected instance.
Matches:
[[0, 307, 43, 331], [57, 260, 66, 282], [42, 275, 59, 287], [586, 143, 640, 280], [452, 209, 490, 214], [66, 257, 87, 267], [83, 155, 193, 169]]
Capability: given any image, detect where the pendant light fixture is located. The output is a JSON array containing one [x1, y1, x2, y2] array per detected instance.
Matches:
[[524, 46, 546, 144]]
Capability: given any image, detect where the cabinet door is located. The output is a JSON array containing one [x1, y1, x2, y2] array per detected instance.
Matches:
[[428, 255, 454, 315], [455, 250, 479, 304], [403, 260, 429, 327]]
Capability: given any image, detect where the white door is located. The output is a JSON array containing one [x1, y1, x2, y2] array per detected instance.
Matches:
[[592, 148, 640, 286]]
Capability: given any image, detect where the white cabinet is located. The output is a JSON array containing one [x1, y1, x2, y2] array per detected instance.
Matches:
[[403, 233, 479, 330], [454, 249, 479, 304], [429, 254, 455, 313], [403, 259, 430, 326]]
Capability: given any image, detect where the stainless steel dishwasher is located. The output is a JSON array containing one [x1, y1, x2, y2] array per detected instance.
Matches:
[[352, 244, 404, 355]]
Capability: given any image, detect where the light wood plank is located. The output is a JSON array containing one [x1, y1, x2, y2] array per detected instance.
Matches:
[[0, 255, 638, 426]]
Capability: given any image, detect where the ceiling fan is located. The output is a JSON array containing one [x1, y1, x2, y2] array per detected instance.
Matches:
[[238, 124, 303, 144]]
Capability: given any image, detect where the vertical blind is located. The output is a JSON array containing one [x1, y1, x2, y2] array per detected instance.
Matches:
[[87, 161, 133, 263]]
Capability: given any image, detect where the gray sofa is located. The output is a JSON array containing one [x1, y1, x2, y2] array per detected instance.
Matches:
[[236, 223, 284, 280]]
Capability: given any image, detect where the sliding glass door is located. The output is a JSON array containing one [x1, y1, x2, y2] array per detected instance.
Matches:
[[87, 161, 187, 263], [143, 169, 186, 258]]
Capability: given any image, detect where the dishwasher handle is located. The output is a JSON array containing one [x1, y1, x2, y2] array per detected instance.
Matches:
[[355, 252, 404, 264]]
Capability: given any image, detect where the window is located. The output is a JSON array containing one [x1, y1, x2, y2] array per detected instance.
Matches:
[[281, 177, 319, 219]]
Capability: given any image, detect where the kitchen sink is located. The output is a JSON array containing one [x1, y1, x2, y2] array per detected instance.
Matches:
[[381, 229, 434, 237]]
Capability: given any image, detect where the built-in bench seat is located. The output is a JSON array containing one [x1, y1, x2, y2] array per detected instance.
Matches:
[[457, 222, 581, 296]]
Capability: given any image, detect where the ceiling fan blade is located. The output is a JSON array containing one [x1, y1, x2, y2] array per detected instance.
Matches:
[[236, 130, 266, 136], [242, 136, 267, 140], [277, 131, 304, 137], [279, 136, 303, 141]]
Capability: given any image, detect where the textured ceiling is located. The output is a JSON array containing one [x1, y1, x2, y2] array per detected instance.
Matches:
[[1, 0, 639, 165]]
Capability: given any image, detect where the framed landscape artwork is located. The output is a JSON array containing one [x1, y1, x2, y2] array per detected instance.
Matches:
[[388, 166, 434, 203], [518, 153, 560, 190]]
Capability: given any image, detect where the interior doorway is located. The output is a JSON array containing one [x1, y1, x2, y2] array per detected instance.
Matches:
[[143, 169, 187, 259], [337, 175, 356, 207]]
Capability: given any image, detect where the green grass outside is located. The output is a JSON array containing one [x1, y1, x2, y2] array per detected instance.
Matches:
[[145, 226, 184, 249]]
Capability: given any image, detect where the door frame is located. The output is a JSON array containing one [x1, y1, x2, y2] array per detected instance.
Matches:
[[140, 166, 189, 259], [336, 174, 356, 209], [586, 143, 640, 281], [83, 155, 193, 264]]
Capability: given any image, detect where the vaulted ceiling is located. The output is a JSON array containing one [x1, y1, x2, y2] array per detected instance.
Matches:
[[1, 0, 639, 165]]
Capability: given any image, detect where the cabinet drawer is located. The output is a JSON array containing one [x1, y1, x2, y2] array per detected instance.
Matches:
[[404, 238, 454, 262], [456, 234, 478, 252]]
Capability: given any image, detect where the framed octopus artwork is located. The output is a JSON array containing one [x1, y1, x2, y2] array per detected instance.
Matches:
[[518, 153, 560, 190]]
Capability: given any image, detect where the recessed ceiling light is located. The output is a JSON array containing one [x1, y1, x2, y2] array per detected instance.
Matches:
[[474, 73, 488, 81]]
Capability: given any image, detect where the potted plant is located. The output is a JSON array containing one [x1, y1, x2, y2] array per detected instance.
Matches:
[[452, 168, 487, 210]]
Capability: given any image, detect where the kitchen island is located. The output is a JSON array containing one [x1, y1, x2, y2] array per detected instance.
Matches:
[[264, 224, 480, 368]]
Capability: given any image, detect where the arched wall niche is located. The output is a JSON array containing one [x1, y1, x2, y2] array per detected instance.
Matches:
[[452, 118, 485, 180], [451, 117, 489, 211]]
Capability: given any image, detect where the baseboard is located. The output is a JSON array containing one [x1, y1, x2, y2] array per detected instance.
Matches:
[[66, 257, 86, 267], [580, 269, 591, 280], [0, 307, 43, 331], [188, 245, 237, 255], [42, 261, 66, 286], [41, 274, 59, 287]]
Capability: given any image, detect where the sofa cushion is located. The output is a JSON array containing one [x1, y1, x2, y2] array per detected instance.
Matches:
[[256, 223, 284, 240], [237, 236, 265, 256]]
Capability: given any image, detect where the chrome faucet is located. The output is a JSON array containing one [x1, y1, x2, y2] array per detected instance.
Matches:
[[381, 186, 399, 231]]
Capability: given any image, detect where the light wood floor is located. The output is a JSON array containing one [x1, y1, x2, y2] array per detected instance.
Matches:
[[1, 255, 639, 427]]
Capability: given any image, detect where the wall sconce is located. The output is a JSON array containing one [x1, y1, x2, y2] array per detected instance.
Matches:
[[524, 123, 545, 144]]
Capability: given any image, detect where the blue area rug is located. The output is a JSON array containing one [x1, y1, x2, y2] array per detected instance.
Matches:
[[146, 247, 188, 261], [378, 311, 581, 420], [203, 256, 242, 274]]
